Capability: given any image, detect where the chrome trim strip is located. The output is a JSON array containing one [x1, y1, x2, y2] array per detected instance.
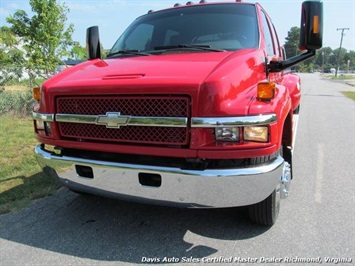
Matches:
[[128, 117, 188, 127], [56, 114, 97, 124], [55, 113, 188, 128], [34, 112, 276, 128], [191, 114, 277, 128], [32, 112, 55, 122]]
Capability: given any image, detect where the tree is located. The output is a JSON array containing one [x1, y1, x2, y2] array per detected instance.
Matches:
[[314, 47, 333, 73], [344, 50, 355, 73], [69, 41, 87, 61], [284, 26, 300, 58], [5, 0, 74, 86], [283, 26, 312, 71], [0, 27, 24, 87], [333, 47, 349, 71], [283, 26, 355, 73], [68, 42, 107, 62]]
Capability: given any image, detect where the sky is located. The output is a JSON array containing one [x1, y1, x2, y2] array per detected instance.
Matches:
[[1, 0, 354, 52]]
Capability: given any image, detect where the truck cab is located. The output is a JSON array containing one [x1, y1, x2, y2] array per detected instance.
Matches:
[[33, 1, 323, 226]]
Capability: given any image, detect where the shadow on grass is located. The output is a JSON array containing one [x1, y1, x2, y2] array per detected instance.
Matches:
[[0, 172, 60, 214]]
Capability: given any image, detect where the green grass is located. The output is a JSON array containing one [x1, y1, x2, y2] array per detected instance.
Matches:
[[331, 75, 355, 80], [0, 116, 60, 215], [3, 78, 45, 87], [342, 91, 355, 100]]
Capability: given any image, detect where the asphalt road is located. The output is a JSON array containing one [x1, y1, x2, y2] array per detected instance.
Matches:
[[0, 73, 354, 266]]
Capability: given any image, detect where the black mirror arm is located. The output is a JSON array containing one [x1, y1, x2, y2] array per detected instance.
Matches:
[[268, 50, 316, 73]]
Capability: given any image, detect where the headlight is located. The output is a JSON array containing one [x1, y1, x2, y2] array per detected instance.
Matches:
[[35, 120, 45, 130], [34, 121, 52, 136], [244, 126, 268, 142], [44, 122, 52, 135], [215, 127, 239, 142]]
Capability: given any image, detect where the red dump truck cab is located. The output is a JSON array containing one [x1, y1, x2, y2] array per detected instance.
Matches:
[[33, 1, 323, 225]]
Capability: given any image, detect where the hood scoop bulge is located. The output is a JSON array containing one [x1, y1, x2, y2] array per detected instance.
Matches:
[[102, 74, 145, 80]]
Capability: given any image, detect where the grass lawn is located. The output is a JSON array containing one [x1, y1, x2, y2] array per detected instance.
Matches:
[[0, 116, 60, 215], [331, 75, 355, 80], [342, 91, 355, 100]]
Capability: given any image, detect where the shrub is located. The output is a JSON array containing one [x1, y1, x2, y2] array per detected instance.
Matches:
[[0, 89, 34, 117]]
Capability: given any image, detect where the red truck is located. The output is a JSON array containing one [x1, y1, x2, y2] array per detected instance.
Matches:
[[33, 1, 323, 225]]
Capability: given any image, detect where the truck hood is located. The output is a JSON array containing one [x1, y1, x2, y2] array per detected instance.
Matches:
[[47, 50, 258, 88], [43, 49, 265, 117]]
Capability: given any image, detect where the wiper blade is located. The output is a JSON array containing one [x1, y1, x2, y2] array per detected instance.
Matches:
[[107, 50, 151, 58], [154, 44, 225, 52]]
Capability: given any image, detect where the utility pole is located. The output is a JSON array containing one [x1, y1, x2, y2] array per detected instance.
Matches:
[[335, 28, 349, 77]]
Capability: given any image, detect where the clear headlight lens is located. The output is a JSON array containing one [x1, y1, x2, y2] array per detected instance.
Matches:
[[214, 126, 269, 143], [215, 127, 239, 142], [244, 126, 268, 142], [35, 120, 45, 130], [35, 121, 52, 136], [44, 122, 52, 135]]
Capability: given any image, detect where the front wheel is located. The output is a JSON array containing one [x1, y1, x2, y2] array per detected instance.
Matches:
[[248, 188, 280, 226]]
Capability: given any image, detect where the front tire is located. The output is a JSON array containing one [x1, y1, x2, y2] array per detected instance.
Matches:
[[248, 188, 280, 226]]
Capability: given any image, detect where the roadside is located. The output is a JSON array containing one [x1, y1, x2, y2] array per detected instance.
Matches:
[[319, 73, 355, 100], [321, 73, 355, 87]]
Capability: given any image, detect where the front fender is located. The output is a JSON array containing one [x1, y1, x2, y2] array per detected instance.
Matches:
[[282, 73, 301, 112]]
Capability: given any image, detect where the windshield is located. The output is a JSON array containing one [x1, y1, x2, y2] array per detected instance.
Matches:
[[109, 4, 259, 55]]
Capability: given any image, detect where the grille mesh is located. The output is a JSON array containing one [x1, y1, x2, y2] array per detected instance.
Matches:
[[57, 96, 188, 117], [56, 96, 189, 145]]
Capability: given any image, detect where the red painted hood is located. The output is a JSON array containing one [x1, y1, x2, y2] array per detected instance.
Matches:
[[42, 49, 265, 116], [46, 50, 256, 88]]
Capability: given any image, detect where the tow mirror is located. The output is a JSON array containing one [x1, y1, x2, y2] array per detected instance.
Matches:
[[299, 1, 323, 51], [268, 1, 323, 73], [86, 26, 101, 60]]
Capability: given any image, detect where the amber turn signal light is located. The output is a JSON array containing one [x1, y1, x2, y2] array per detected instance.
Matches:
[[257, 82, 275, 101], [33, 87, 41, 101], [313, 15, 319, 34]]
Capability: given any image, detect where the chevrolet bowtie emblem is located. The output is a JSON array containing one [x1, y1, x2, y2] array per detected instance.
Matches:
[[96, 112, 130, 128]]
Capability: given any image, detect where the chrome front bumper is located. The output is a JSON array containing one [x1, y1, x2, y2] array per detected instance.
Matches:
[[35, 144, 284, 208]]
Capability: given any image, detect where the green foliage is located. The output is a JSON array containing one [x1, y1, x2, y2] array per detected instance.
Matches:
[[5, 78, 45, 87], [0, 27, 24, 86], [284, 26, 300, 58], [4, 0, 74, 83], [101, 43, 108, 59], [0, 89, 34, 117], [68, 42, 106, 61], [69, 41, 87, 61]]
